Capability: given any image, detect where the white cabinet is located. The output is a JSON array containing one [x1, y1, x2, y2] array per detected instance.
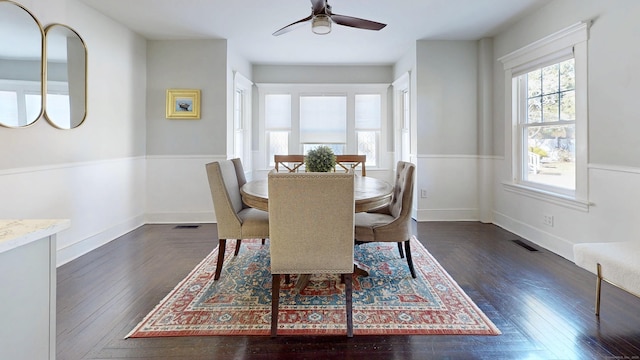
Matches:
[[0, 220, 70, 360]]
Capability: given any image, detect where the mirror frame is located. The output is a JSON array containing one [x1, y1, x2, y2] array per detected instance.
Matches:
[[44, 23, 87, 129], [0, 0, 45, 128]]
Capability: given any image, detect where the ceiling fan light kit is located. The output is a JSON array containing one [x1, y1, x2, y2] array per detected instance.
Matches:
[[312, 14, 331, 35], [273, 0, 386, 36]]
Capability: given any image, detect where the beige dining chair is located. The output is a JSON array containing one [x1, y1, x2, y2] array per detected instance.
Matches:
[[335, 154, 366, 176], [354, 161, 416, 278], [205, 159, 269, 281], [274, 155, 305, 172], [268, 171, 355, 337]]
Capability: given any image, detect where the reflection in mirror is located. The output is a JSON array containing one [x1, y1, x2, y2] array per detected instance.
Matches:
[[45, 24, 87, 129], [0, 0, 44, 128]]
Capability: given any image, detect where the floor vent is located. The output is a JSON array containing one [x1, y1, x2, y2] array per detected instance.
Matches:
[[174, 225, 200, 229], [511, 239, 539, 252]]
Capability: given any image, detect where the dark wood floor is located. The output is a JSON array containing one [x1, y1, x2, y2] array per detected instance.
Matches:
[[57, 222, 640, 359]]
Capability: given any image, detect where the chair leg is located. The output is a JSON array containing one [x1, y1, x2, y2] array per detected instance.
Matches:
[[234, 239, 242, 256], [595, 263, 602, 316], [344, 273, 353, 338], [397, 242, 405, 258], [404, 240, 417, 279], [214, 239, 226, 281], [271, 274, 281, 337]]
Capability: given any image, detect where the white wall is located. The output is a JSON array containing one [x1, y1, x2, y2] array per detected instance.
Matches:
[[491, 0, 640, 260], [0, 0, 147, 265]]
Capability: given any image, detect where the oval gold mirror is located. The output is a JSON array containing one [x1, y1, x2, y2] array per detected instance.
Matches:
[[0, 0, 44, 128], [44, 23, 87, 129]]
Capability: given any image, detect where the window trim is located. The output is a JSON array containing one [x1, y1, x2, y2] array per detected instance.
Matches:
[[499, 22, 590, 205]]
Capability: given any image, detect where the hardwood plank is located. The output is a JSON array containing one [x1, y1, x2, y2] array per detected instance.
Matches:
[[56, 222, 640, 359]]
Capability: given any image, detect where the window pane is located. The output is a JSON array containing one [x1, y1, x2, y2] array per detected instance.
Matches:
[[355, 94, 381, 129], [559, 59, 575, 91], [45, 93, 71, 128], [527, 69, 542, 97], [268, 131, 289, 166], [542, 63, 560, 95], [560, 91, 575, 121], [265, 94, 291, 129], [542, 94, 559, 122], [525, 124, 575, 190], [302, 143, 344, 155], [25, 93, 42, 125], [0, 91, 19, 126], [300, 96, 346, 143], [357, 131, 377, 166], [527, 97, 542, 123]]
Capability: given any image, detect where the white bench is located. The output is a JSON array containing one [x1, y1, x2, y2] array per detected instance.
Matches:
[[573, 241, 640, 315]]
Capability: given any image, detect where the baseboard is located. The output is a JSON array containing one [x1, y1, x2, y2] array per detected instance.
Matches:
[[145, 211, 215, 224], [415, 208, 479, 222], [493, 210, 574, 260], [56, 215, 145, 266]]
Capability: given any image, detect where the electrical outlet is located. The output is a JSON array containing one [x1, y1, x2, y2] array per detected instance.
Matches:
[[420, 189, 428, 198], [543, 214, 554, 227]]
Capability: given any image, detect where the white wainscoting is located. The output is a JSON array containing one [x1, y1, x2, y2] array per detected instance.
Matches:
[[415, 155, 487, 221], [493, 160, 640, 261], [0, 157, 146, 266], [145, 155, 226, 224]]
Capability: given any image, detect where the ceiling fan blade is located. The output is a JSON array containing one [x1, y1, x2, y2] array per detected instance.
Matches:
[[330, 14, 387, 31], [310, 0, 327, 14], [272, 15, 313, 36]]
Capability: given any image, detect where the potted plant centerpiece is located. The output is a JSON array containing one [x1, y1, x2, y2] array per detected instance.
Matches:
[[305, 145, 336, 172]]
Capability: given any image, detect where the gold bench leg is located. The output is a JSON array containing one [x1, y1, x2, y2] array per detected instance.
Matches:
[[595, 263, 602, 316]]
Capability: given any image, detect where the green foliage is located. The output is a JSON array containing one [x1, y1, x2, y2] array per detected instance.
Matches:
[[529, 146, 548, 158], [305, 146, 336, 172]]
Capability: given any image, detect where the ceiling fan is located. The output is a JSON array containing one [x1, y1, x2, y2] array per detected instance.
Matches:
[[273, 0, 387, 36]]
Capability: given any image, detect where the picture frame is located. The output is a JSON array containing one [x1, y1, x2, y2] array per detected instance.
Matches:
[[166, 89, 201, 119]]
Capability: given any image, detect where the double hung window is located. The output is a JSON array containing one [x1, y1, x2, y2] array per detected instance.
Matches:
[[500, 22, 589, 207]]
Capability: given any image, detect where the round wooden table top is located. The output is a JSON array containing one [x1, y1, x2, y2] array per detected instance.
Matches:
[[240, 175, 393, 213]]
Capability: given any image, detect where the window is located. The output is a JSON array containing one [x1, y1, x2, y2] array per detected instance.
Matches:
[[499, 22, 589, 208], [259, 84, 387, 169], [233, 72, 253, 166], [265, 94, 291, 166], [392, 72, 411, 164], [355, 94, 381, 166], [300, 95, 347, 154], [518, 58, 575, 190]]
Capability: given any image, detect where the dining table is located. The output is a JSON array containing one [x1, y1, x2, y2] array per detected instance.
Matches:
[[240, 174, 394, 290], [240, 175, 393, 213]]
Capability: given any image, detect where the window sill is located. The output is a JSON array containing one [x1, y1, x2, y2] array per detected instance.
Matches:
[[502, 182, 590, 212]]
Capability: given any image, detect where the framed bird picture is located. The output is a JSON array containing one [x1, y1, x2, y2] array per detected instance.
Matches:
[[166, 89, 201, 119]]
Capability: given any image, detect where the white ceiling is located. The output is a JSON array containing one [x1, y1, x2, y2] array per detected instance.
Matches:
[[77, 0, 549, 65]]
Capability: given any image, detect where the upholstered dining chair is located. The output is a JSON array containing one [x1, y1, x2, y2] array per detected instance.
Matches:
[[205, 159, 269, 281], [354, 161, 416, 278], [268, 171, 356, 337]]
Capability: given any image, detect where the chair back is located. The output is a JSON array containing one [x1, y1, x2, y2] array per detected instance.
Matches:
[[205, 159, 246, 238], [335, 155, 366, 176], [268, 171, 355, 274], [388, 161, 415, 221], [274, 155, 305, 172]]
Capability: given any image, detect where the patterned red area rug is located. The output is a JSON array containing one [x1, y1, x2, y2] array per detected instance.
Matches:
[[126, 236, 500, 337]]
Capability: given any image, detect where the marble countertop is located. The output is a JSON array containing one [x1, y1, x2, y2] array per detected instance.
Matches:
[[0, 219, 71, 254]]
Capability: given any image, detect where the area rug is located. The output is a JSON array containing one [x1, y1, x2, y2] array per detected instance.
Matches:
[[126, 236, 500, 337]]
